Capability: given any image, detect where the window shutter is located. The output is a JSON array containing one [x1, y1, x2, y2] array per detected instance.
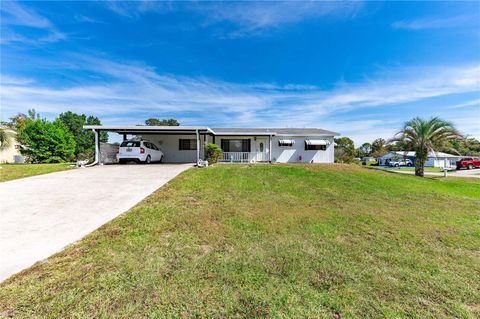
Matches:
[[242, 139, 250, 152], [221, 139, 229, 152]]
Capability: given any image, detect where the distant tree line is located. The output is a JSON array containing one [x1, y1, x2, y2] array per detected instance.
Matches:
[[335, 118, 479, 166], [1, 114, 182, 163], [2, 109, 108, 163], [143, 118, 180, 126]]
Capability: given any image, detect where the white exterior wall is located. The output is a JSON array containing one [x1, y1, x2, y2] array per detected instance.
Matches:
[[0, 130, 21, 163], [379, 152, 460, 167], [134, 134, 335, 164], [138, 134, 210, 163], [271, 136, 335, 163], [431, 157, 461, 168]]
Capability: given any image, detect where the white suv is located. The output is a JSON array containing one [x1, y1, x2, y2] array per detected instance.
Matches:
[[118, 140, 164, 164], [389, 159, 413, 167]]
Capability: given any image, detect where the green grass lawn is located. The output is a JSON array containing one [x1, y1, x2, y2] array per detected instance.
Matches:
[[374, 166, 446, 173], [1, 165, 479, 318], [0, 163, 73, 182]]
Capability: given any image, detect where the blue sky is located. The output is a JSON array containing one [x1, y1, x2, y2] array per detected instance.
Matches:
[[1, 1, 479, 144]]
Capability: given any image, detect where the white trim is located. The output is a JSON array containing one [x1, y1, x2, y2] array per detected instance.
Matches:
[[276, 134, 337, 137], [83, 125, 214, 134], [278, 139, 295, 145], [305, 139, 329, 146], [213, 132, 276, 136]]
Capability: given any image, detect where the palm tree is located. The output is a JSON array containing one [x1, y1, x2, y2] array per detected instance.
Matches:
[[0, 128, 12, 151], [392, 117, 461, 177]]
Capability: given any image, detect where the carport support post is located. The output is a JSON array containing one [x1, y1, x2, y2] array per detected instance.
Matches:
[[196, 129, 200, 166], [269, 135, 272, 163], [94, 129, 100, 164]]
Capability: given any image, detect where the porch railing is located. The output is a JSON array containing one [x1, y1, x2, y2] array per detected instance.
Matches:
[[220, 152, 261, 163]]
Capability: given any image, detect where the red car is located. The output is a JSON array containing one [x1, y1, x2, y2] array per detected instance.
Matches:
[[456, 158, 480, 170]]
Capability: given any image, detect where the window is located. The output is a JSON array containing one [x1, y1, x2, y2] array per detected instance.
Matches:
[[278, 139, 294, 147], [120, 141, 140, 147], [179, 139, 197, 150], [305, 139, 328, 151], [305, 144, 326, 151], [221, 139, 251, 152]]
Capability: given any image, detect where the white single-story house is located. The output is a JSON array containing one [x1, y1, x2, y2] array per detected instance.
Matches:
[[83, 125, 340, 165], [377, 151, 462, 168]]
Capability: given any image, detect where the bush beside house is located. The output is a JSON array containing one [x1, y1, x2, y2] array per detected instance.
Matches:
[[17, 118, 76, 163], [204, 143, 223, 164]]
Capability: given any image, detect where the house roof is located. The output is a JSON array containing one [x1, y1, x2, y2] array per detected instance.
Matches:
[[83, 125, 340, 136], [0, 126, 17, 134], [211, 128, 340, 136]]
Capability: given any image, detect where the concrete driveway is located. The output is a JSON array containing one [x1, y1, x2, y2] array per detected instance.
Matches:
[[0, 164, 192, 282]]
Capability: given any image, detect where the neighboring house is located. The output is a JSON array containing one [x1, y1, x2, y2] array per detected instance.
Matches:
[[83, 125, 339, 164], [0, 127, 22, 163], [377, 151, 462, 168]]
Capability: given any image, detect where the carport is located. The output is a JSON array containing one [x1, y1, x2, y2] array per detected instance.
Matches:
[[83, 125, 215, 165]]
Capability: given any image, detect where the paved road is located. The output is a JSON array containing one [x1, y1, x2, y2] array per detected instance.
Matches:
[[375, 167, 480, 179], [0, 164, 192, 282]]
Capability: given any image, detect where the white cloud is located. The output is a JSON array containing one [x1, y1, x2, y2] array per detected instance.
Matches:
[[198, 1, 364, 38], [392, 15, 474, 30], [1, 1, 52, 28], [448, 99, 480, 109], [1, 55, 479, 144], [103, 0, 171, 18], [0, 1, 66, 44], [103, 1, 363, 38]]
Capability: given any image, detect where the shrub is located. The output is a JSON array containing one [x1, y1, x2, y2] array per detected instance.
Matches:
[[204, 143, 223, 164], [17, 118, 76, 163]]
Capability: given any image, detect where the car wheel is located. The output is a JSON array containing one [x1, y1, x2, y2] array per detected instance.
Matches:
[[395, 164, 399, 167], [468, 164, 473, 170], [145, 155, 151, 164]]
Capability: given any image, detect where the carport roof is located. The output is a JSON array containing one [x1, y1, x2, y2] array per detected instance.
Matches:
[[83, 125, 214, 134], [83, 125, 340, 136]]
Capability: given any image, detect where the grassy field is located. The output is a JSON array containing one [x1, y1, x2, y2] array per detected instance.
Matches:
[[0, 163, 73, 182], [374, 166, 446, 173], [1, 164, 479, 318]]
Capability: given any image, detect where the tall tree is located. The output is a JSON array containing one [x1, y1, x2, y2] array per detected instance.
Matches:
[[17, 118, 76, 163], [357, 142, 372, 157], [58, 112, 108, 159], [391, 117, 461, 177], [371, 138, 388, 157], [6, 109, 39, 131], [144, 118, 180, 126], [334, 137, 355, 163], [441, 137, 480, 156]]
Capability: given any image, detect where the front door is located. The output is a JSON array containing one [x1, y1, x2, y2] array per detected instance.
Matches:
[[255, 138, 268, 162]]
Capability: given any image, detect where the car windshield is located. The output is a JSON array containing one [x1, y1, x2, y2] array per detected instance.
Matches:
[[120, 141, 140, 147]]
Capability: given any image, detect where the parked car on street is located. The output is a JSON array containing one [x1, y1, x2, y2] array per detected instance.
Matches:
[[117, 140, 164, 164], [389, 159, 413, 167], [456, 157, 480, 170]]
